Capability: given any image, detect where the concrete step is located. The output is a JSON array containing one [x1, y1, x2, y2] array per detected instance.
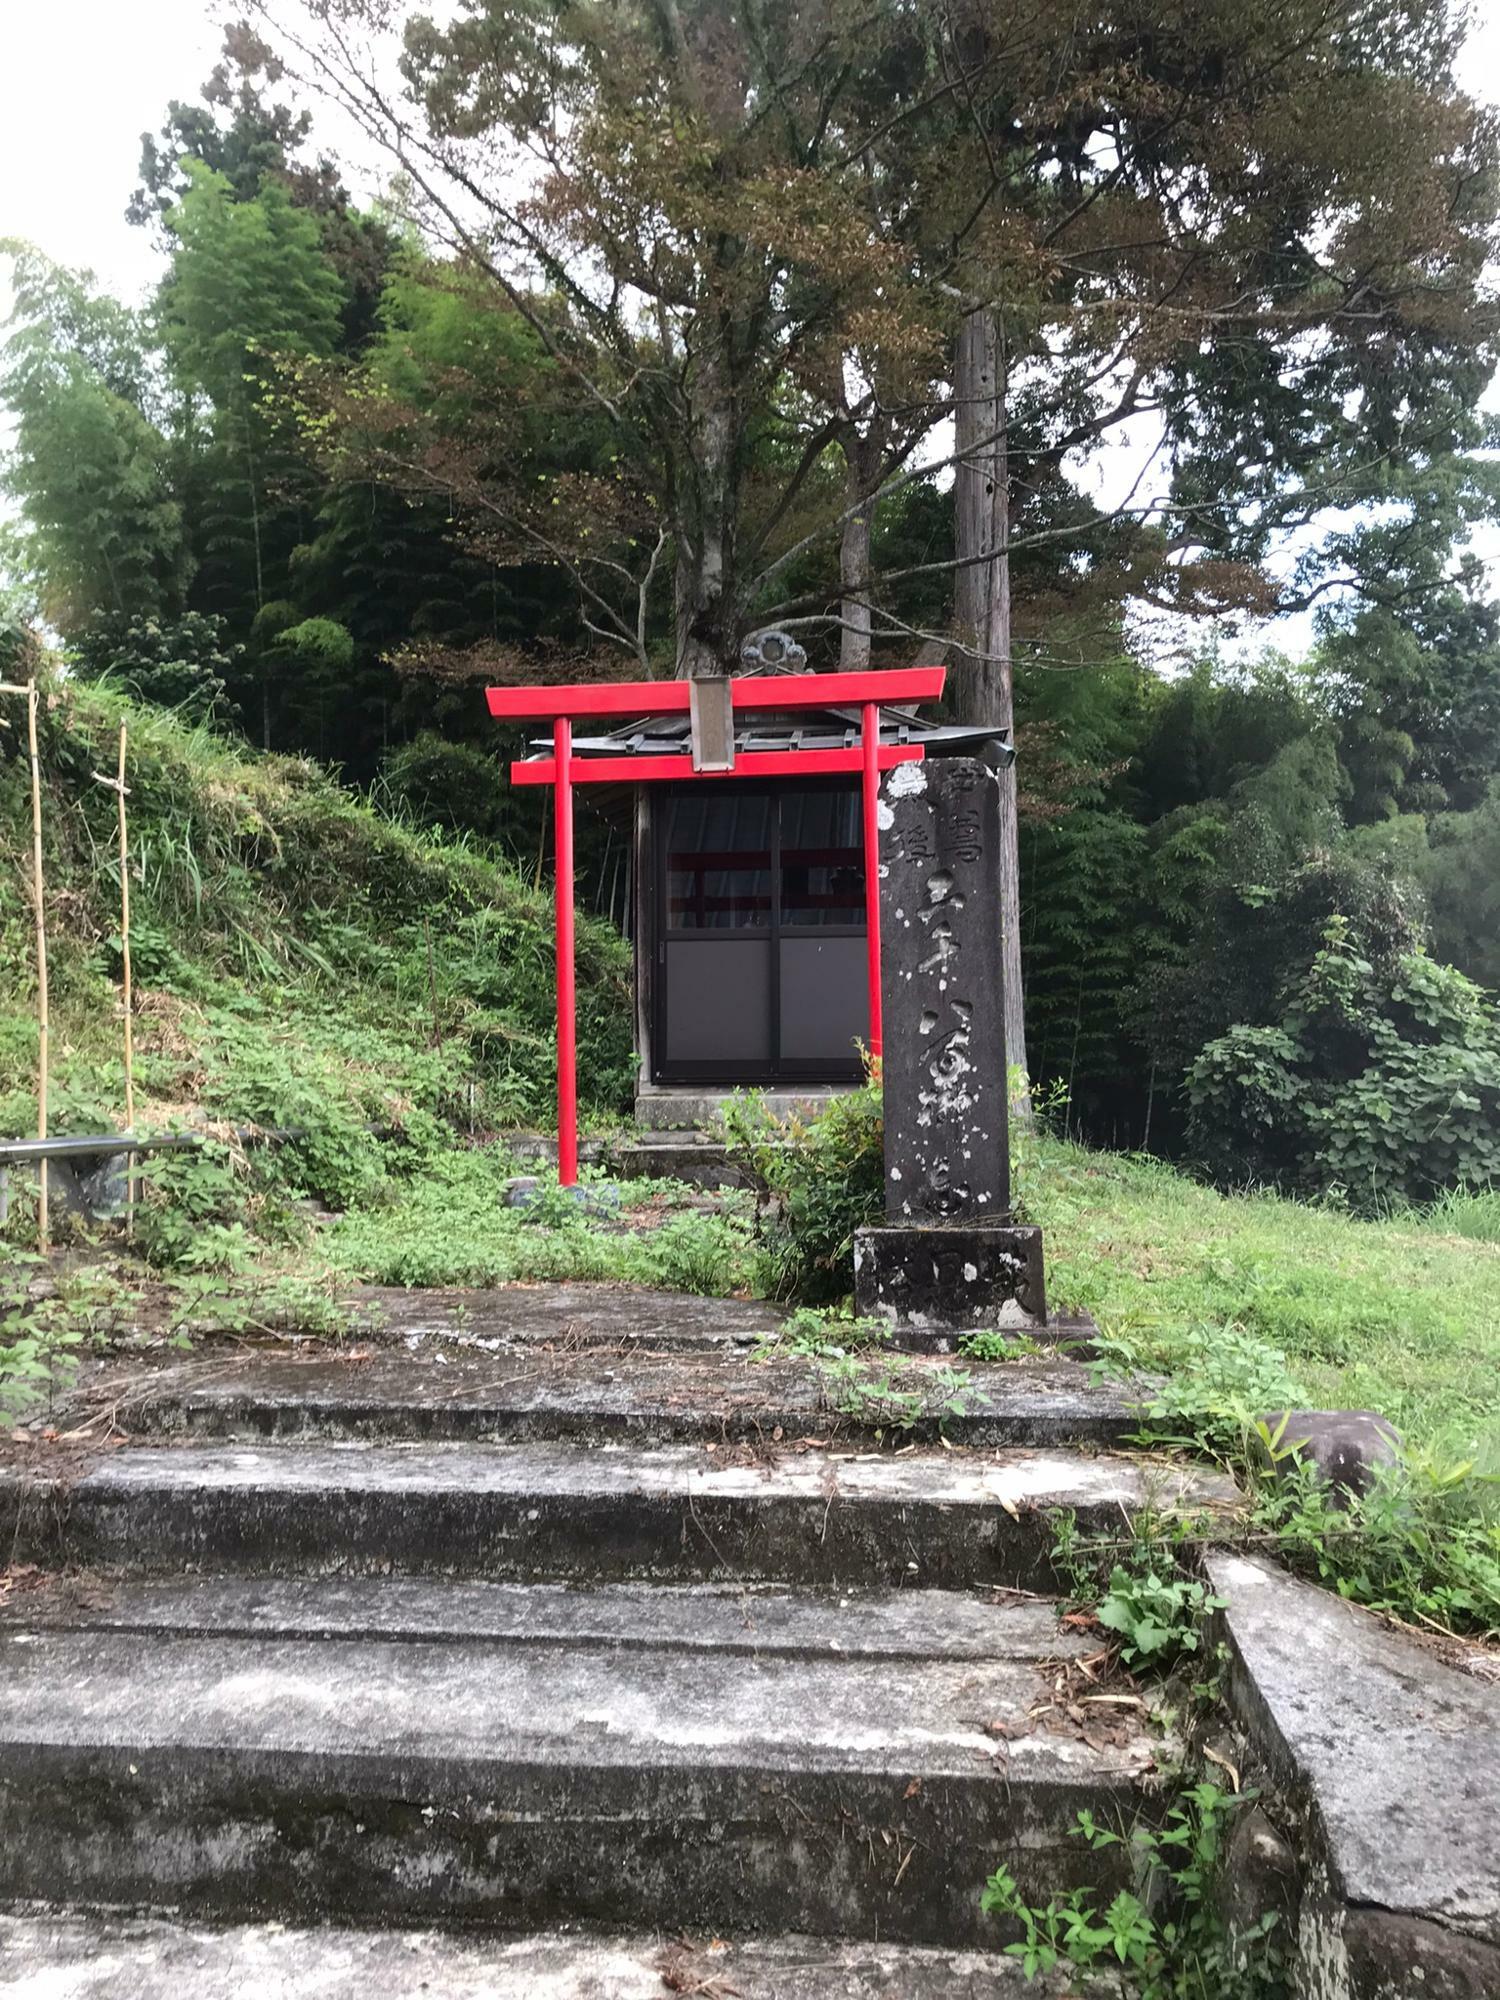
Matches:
[[346, 1282, 787, 1354], [111, 1347, 1150, 1451], [635, 1088, 847, 1131], [506, 1129, 751, 1186], [608, 1135, 750, 1187], [0, 1572, 1089, 1658], [0, 1910, 1114, 1996], [0, 1580, 1164, 1944], [2, 1439, 1235, 1589]]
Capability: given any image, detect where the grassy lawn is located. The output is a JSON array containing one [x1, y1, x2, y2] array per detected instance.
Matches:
[[323, 1148, 756, 1295], [1025, 1137, 1500, 1467]]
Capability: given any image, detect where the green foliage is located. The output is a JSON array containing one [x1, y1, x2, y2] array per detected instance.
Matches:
[[816, 1355, 976, 1436], [982, 1786, 1285, 1997], [161, 162, 346, 406], [1186, 918, 1500, 1206], [1093, 1324, 1307, 1462], [0, 678, 633, 1155], [0, 1242, 354, 1420], [1034, 1137, 1499, 1450], [721, 1079, 884, 1304], [956, 1327, 1048, 1361], [752, 1306, 890, 1362], [1048, 1487, 1227, 1677], [1027, 1136, 1499, 1633], [1250, 1455, 1500, 1634], [1022, 804, 1148, 1128], [377, 732, 517, 842], [1095, 1566, 1226, 1672], [1, 246, 185, 630], [1421, 781, 1500, 991], [129, 24, 320, 225], [132, 1143, 274, 1274], [71, 611, 239, 720], [1018, 634, 1500, 1175], [1318, 596, 1500, 822], [159, 162, 348, 653], [1423, 1185, 1500, 1243], [1077, 1328, 1500, 1636], [0, 1255, 98, 1424], [323, 1149, 753, 1294]]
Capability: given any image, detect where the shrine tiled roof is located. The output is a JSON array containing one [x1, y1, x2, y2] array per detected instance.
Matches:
[[524, 700, 1010, 765]]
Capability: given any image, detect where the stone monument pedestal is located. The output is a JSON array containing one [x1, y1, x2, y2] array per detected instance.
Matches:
[[854, 1221, 1046, 1343], [854, 754, 1048, 1345]]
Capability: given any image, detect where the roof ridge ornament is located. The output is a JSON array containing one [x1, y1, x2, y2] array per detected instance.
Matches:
[[739, 628, 808, 675]]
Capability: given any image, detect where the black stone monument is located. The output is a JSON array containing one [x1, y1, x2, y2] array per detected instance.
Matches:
[[853, 756, 1046, 1342]]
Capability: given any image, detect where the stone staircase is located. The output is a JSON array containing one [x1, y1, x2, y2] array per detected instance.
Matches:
[[0, 1285, 1233, 1995]]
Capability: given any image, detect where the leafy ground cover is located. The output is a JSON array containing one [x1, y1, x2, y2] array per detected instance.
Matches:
[[322, 1149, 754, 1295]]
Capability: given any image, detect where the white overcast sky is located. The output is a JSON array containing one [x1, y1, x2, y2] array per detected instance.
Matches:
[[3, 0, 1500, 655]]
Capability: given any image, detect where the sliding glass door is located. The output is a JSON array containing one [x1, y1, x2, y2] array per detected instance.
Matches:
[[654, 783, 868, 1082]]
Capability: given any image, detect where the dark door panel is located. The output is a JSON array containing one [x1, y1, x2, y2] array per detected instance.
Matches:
[[779, 935, 868, 1068], [663, 937, 773, 1067]]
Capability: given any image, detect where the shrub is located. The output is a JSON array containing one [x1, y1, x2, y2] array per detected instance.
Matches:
[[1186, 918, 1500, 1206], [378, 731, 516, 841], [721, 1079, 884, 1304], [71, 611, 238, 721]]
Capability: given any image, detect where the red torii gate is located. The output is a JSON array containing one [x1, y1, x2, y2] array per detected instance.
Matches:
[[487, 664, 948, 1183]]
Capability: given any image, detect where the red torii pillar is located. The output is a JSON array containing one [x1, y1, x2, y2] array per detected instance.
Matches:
[[861, 701, 884, 1064], [488, 666, 946, 1184], [552, 716, 578, 1186]]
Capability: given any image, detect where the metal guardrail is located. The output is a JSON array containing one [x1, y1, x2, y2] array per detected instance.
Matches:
[[0, 1127, 304, 1167], [0, 1125, 395, 1228]]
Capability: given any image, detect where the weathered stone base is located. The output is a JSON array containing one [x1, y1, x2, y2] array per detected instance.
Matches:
[[1298, 1897, 1500, 2000], [853, 1223, 1047, 1339], [1207, 1553, 1500, 2000]]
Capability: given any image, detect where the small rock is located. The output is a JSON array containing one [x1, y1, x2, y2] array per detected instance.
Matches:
[[502, 1176, 623, 1217], [1257, 1409, 1402, 1507], [1217, 1804, 1301, 1952]]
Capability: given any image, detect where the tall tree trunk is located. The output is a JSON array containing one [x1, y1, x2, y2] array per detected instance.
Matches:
[[675, 326, 738, 678], [839, 426, 880, 670], [954, 307, 1031, 1124]]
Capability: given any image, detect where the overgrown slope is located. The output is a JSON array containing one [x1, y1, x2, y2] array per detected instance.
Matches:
[[0, 675, 632, 1154]]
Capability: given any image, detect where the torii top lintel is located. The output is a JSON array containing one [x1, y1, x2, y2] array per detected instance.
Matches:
[[484, 664, 946, 726], [485, 664, 947, 786]]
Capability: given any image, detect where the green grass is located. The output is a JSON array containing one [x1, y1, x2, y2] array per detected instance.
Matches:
[[1423, 1187, 1500, 1245], [324, 1149, 756, 1295], [1023, 1137, 1500, 1465]]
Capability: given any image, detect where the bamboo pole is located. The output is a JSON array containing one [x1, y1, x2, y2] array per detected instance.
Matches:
[[28, 684, 48, 1252], [119, 726, 135, 1231], [93, 727, 136, 1233], [0, 680, 51, 1252]]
